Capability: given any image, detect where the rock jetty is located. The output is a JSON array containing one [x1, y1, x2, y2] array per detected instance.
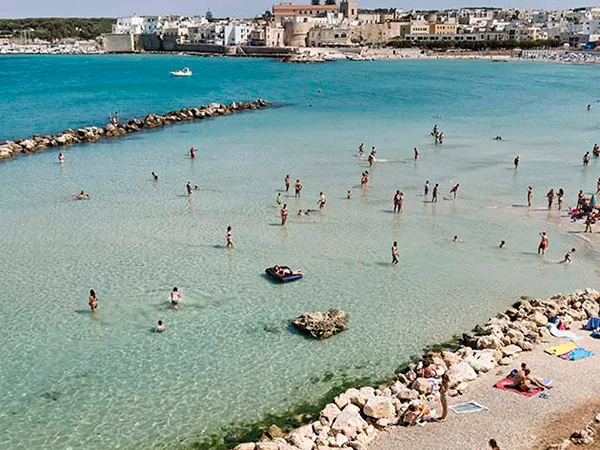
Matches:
[[0, 99, 272, 163], [292, 309, 348, 339], [233, 288, 600, 450]]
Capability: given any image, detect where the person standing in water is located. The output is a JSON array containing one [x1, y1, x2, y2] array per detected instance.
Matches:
[[414, 147, 419, 161], [368, 151, 375, 168], [450, 184, 460, 199], [276, 193, 282, 205], [170, 287, 182, 310], [499, 240, 506, 249], [294, 180, 302, 198], [347, 190, 352, 199], [358, 143, 364, 159], [317, 192, 326, 211], [546, 189, 554, 210], [557, 188, 564, 210], [596, 177, 600, 194], [424, 180, 430, 196], [152, 171, 159, 181], [155, 320, 166, 332], [583, 151, 591, 166], [393, 190, 401, 213], [593, 143, 600, 158], [189, 147, 196, 159], [186, 182, 193, 196], [514, 156, 520, 169], [585, 213, 594, 233], [391, 241, 399, 265], [88, 289, 98, 313], [527, 186, 533, 207], [562, 248, 576, 263], [398, 192, 404, 213], [280, 204, 288, 226], [538, 232, 549, 255], [225, 226, 233, 248], [58, 152, 65, 164], [284, 175, 291, 193], [432, 183, 439, 203]]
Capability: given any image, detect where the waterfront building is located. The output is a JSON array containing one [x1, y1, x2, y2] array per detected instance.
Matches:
[[273, 3, 339, 25]]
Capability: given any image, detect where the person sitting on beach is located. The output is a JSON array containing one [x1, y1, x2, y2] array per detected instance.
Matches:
[[76, 191, 90, 200], [403, 402, 430, 426], [170, 287, 182, 310], [88, 289, 98, 313], [155, 320, 166, 332]]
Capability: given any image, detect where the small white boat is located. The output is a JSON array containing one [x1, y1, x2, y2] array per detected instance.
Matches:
[[170, 67, 192, 77]]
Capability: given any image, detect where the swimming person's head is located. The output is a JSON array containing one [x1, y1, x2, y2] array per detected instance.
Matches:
[[158, 320, 163, 326], [173, 287, 178, 292], [90, 289, 95, 297]]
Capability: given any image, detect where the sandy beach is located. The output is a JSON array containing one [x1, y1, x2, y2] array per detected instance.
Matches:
[[371, 322, 600, 450]]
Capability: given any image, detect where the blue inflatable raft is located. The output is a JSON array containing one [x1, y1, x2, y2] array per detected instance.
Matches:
[[265, 266, 303, 283]]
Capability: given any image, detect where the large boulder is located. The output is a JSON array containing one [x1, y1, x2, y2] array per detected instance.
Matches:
[[331, 404, 368, 438], [464, 351, 496, 373], [362, 397, 395, 420], [320, 403, 341, 426], [334, 388, 359, 409], [501, 344, 523, 357], [292, 309, 348, 339], [582, 300, 600, 319], [447, 361, 477, 387], [411, 378, 433, 395], [234, 445, 256, 450], [531, 311, 548, 327]]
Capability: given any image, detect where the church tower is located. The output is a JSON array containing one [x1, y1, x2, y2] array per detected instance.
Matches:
[[340, 0, 359, 20]]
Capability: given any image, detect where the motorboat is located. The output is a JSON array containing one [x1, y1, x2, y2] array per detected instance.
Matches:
[[265, 266, 303, 283], [170, 67, 192, 77]]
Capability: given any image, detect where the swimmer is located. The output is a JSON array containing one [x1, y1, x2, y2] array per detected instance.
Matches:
[[557, 188, 564, 210], [538, 232, 549, 255], [297, 209, 303, 216], [438, 132, 444, 144], [392, 241, 399, 265], [495, 136, 503, 141], [368, 151, 375, 168], [347, 190, 352, 199], [186, 182, 193, 196], [527, 186, 533, 207], [358, 143, 364, 159], [294, 180, 302, 198], [285, 174, 291, 193], [189, 147, 196, 159], [304, 209, 311, 215], [194, 185, 199, 191], [432, 124, 438, 135], [583, 151, 591, 166], [499, 240, 506, 249], [170, 287, 182, 310], [546, 189, 554, 210], [152, 171, 158, 180], [562, 248, 576, 263], [588, 104, 591, 111], [88, 289, 98, 313], [432, 183, 439, 203], [593, 143, 600, 158], [58, 152, 65, 164], [453, 236, 460, 243], [414, 147, 419, 161], [424, 180, 430, 196], [280, 204, 288, 226], [514, 155, 519, 169], [155, 320, 166, 332], [76, 191, 90, 200], [276, 193, 282, 205], [317, 192, 326, 211], [371, 146, 377, 155], [225, 226, 233, 248], [450, 184, 459, 199]]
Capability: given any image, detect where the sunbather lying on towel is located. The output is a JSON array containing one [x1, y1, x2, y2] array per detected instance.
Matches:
[[511, 368, 552, 391]]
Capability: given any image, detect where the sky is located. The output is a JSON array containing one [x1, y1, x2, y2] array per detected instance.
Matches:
[[0, 0, 593, 19]]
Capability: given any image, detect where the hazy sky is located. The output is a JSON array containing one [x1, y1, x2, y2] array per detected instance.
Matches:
[[0, 0, 592, 19]]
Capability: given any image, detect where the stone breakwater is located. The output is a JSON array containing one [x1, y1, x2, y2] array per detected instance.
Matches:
[[0, 99, 272, 162], [232, 288, 600, 450]]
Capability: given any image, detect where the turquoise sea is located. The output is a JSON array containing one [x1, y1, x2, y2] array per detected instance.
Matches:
[[1, 55, 599, 449]]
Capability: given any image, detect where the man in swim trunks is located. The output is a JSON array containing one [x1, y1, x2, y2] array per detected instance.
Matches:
[[584, 151, 591, 166], [294, 180, 302, 198], [538, 232, 549, 255], [285, 175, 290, 193], [392, 241, 399, 265]]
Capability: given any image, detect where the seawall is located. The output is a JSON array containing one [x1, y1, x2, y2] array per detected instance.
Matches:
[[0, 99, 272, 162]]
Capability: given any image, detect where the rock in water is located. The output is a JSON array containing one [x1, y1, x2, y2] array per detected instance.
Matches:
[[292, 309, 348, 339]]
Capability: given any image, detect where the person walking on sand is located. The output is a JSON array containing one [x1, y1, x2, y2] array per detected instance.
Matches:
[[280, 204, 288, 226], [170, 287, 182, 310], [584, 151, 591, 166], [557, 188, 564, 210], [527, 186, 533, 207], [414, 147, 419, 161], [514, 155, 520, 169], [284, 174, 290, 193], [424, 180, 430, 197], [432, 183, 439, 203], [186, 182, 193, 196], [317, 192, 326, 211], [225, 226, 233, 248], [546, 189, 554, 210], [294, 180, 302, 198], [538, 232, 549, 255], [450, 184, 459, 200], [88, 289, 98, 313], [438, 373, 450, 421], [391, 241, 399, 265], [276, 193, 282, 205]]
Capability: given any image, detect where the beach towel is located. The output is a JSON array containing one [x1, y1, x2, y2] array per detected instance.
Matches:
[[450, 401, 488, 414], [494, 378, 542, 397], [544, 342, 578, 356], [547, 323, 583, 341], [559, 347, 594, 361], [585, 317, 600, 330]]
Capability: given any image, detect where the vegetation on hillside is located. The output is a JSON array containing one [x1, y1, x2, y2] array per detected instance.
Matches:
[[0, 18, 114, 41]]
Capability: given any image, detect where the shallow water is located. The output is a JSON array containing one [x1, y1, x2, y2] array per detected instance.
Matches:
[[0, 55, 599, 449]]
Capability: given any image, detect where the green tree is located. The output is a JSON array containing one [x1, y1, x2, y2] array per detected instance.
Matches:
[[311, 0, 320, 4], [325, 0, 336, 5]]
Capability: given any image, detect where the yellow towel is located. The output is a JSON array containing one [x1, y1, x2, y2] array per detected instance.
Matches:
[[544, 342, 578, 356]]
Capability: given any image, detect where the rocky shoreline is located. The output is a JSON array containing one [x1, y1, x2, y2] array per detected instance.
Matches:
[[0, 99, 272, 162], [230, 288, 600, 450]]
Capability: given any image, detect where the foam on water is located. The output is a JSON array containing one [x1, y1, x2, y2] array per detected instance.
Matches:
[[0, 55, 599, 449]]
